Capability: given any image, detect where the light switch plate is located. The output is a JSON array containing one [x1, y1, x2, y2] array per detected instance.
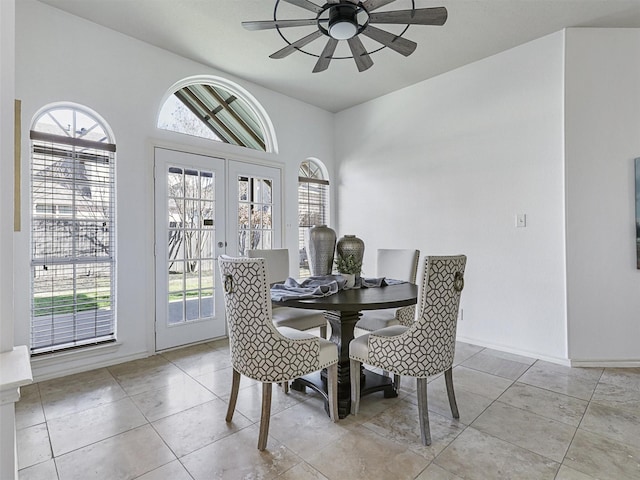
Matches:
[[516, 213, 527, 228]]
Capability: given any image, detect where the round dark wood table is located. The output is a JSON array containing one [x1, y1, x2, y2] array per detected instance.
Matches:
[[273, 282, 418, 418]]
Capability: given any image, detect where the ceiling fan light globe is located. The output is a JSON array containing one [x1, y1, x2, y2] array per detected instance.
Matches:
[[329, 21, 357, 40]]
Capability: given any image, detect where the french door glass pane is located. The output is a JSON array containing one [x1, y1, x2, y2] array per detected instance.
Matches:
[[237, 175, 274, 256], [167, 167, 216, 325]]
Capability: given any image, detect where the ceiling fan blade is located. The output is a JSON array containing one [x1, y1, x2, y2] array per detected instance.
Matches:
[[362, 0, 397, 12], [361, 25, 416, 56], [347, 36, 374, 72], [282, 0, 323, 14], [368, 7, 448, 26], [313, 38, 339, 73], [242, 18, 317, 31], [270, 30, 324, 59]]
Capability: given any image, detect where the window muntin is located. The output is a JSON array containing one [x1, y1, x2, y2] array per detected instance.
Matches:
[[30, 106, 116, 354], [298, 160, 329, 277], [158, 82, 266, 151], [166, 166, 216, 324], [238, 175, 273, 255]]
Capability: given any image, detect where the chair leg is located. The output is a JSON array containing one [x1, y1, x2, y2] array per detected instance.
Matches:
[[257, 382, 272, 451], [225, 368, 241, 422], [281, 381, 289, 394], [327, 363, 338, 422], [393, 374, 401, 392], [350, 359, 361, 414], [416, 377, 431, 446], [444, 367, 459, 419]]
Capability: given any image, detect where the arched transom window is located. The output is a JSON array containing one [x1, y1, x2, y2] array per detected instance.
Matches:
[[158, 78, 273, 152]]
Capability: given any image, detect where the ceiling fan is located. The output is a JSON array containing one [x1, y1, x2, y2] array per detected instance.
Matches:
[[242, 0, 448, 73]]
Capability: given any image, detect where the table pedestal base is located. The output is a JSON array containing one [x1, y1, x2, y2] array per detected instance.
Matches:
[[290, 309, 398, 419], [290, 368, 398, 419]]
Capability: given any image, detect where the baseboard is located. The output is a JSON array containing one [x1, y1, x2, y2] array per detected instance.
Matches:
[[456, 335, 571, 366], [569, 359, 640, 368], [456, 335, 640, 368], [30, 343, 150, 382]]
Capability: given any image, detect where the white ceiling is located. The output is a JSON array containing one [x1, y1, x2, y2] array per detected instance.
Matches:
[[37, 0, 640, 112]]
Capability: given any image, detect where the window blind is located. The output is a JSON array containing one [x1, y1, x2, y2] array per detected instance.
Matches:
[[30, 131, 116, 354], [298, 175, 329, 276]]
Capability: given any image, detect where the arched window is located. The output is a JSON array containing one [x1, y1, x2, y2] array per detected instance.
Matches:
[[298, 159, 330, 277], [158, 76, 276, 153], [30, 105, 116, 354]]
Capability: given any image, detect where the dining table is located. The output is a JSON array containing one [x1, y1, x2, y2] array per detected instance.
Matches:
[[273, 281, 418, 419]]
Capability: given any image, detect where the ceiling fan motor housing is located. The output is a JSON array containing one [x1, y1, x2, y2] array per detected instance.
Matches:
[[328, 3, 359, 40]]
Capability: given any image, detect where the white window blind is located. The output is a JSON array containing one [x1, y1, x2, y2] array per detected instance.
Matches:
[[298, 160, 329, 277], [30, 108, 116, 355]]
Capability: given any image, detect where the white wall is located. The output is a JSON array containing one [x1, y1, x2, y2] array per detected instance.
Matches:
[[0, 0, 16, 354], [15, 0, 335, 379], [335, 32, 569, 362], [564, 29, 640, 364]]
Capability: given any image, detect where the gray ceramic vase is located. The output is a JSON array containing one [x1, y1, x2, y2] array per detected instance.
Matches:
[[336, 234, 365, 277], [305, 225, 336, 276]]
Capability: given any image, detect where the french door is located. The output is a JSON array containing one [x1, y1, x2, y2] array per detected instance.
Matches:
[[154, 149, 282, 350], [227, 161, 282, 256], [154, 148, 226, 351]]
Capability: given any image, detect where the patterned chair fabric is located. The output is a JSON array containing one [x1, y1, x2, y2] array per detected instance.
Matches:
[[247, 248, 328, 335], [395, 304, 416, 327], [349, 255, 466, 445], [354, 249, 420, 335], [218, 255, 339, 450], [219, 255, 336, 382]]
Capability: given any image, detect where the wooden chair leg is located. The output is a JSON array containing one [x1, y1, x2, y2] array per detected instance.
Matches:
[[281, 381, 289, 394], [257, 382, 272, 451], [416, 377, 431, 446], [445, 367, 459, 419], [225, 368, 241, 422], [327, 363, 338, 422], [350, 359, 361, 414]]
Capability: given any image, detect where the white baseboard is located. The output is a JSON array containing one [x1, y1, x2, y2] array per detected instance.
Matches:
[[457, 335, 640, 368], [569, 359, 640, 368], [456, 335, 571, 366], [31, 343, 150, 382]]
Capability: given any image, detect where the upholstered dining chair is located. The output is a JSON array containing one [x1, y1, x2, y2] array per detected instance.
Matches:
[[349, 255, 466, 446], [353, 248, 420, 337], [218, 255, 339, 451], [248, 249, 328, 338]]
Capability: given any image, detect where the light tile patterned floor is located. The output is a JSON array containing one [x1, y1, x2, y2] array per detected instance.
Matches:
[[16, 340, 640, 480]]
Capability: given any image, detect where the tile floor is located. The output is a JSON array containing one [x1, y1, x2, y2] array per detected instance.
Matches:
[[16, 339, 640, 480]]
